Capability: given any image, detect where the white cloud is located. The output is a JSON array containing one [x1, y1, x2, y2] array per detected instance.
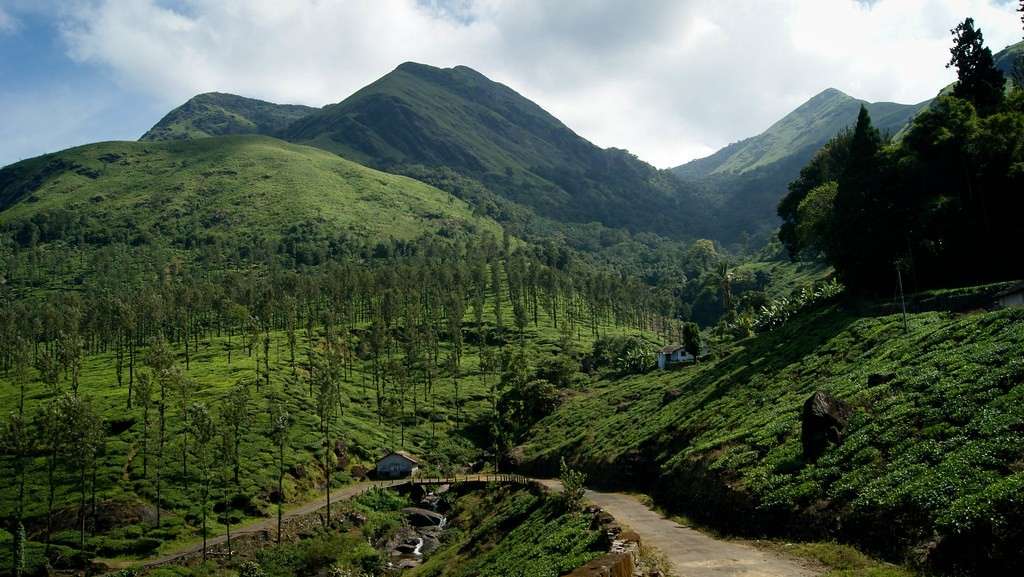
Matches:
[[0, 5, 19, 33], [38, 0, 1024, 166]]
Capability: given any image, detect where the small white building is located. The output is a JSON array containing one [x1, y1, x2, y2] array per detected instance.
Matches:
[[657, 345, 694, 370], [995, 283, 1024, 309], [375, 451, 420, 478]]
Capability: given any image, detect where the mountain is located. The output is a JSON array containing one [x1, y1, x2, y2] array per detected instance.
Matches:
[[144, 63, 708, 241], [674, 88, 927, 179], [140, 92, 318, 141], [994, 39, 1023, 79], [0, 135, 498, 253], [671, 88, 929, 244]]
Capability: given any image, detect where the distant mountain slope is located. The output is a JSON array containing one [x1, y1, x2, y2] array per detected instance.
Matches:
[[670, 88, 928, 244], [279, 62, 706, 239], [140, 93, 318, 141], [994, 39, 1023, 79], [674, 88, 927, 180], [0, 135, 497, 248]]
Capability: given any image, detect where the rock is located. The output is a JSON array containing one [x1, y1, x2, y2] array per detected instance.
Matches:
[[661, 388, 683, 405], [351, 464, 369, 480], [394, 539, 420, 554], [801, 391, 853, 461], [333, 440, 350, 469], [401, 507, 445, 527], [590, 510, 615, 530], [867, 372, 895, 386]]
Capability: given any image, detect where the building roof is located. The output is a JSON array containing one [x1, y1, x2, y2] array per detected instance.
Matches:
[[658, 344, 685, 354], [378, 450, 420, 465]]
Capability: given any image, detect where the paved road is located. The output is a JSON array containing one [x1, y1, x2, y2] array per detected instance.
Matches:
[[537, 480, 817, 577], [105, 475, 815, 577]]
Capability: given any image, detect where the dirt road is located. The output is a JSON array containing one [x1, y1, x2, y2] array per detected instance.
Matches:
[[537, 480, 816, 577], [98, 479, 407, 569], [104, 476, 815, 576]]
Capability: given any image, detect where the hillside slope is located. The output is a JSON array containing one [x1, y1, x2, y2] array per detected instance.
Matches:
[[670, 89, 928, 244], [0, 134, 498, 252], [140, 93, 318, 141], [674, 89, 926, 179], [518, 301, 1024, 574], [994, 39, 1023, 79], [145, 63, 708, 240]]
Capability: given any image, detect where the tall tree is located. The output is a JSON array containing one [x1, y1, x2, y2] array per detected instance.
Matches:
[[136, 373, 153, 478], [268, 403, 290, 543], [2, 413, 33, 576], [312, 339, 343, 524], [186, 403, 216, 560], [948, 17, 1006, 116], [221, 381, 251, 486]]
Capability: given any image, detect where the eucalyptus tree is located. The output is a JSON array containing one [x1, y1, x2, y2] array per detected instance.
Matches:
[[34, 394, 70, 552], [77, 402, 104, 548], [312, 337, 344, 523], [2, 412, 33, 574], [221, 381, 251, 486], [186, 402, 217, 560], [215, 414, 235, 555], [268, 402, 291, 543], [145, 335, 175, 527], [136, 373, 153, 477]]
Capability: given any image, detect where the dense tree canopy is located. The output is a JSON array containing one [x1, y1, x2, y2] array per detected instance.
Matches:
[[779, 23, 1024, 294]]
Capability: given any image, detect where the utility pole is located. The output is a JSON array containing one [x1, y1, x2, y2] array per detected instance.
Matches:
[[896, 264, 909, 334]]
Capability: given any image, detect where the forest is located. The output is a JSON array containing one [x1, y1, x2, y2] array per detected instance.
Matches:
[[778, 18, 1024, 294]]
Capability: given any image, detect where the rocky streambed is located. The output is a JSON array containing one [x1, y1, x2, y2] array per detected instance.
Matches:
[[383, 484, 451, 571]]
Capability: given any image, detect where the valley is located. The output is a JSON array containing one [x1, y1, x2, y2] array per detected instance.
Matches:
[[1, 6, 1022, 577]]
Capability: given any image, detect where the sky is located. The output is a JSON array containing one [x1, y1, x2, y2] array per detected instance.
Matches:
[[0, 1, 1021, 169]]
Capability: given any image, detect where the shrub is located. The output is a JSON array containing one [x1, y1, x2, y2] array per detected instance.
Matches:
[[237, 561, 265, 577], [560, 458, 586, 513]]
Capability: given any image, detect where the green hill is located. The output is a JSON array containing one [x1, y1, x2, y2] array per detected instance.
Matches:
[[674, 89, 927, 179], [517, 295, 1024, 574], [0, 134, 498, 252], [994, 40, 1023, 79], [143, 63, 708, 241], [140, 93, 318, 141], [670, 89, 928, 245]]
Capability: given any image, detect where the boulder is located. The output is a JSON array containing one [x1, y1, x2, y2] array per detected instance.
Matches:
[[867, 372, 895, 386], [401, 507, 445, 527], [661, 388, 683, 405], [801, 391, 853, 461]]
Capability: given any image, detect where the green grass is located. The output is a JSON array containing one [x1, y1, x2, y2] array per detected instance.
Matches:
[[409, 485, 605, 577], [518, 303, 1024, 572], [760, 542, 918, 577], [0, 134, 500, 244], [141, 93, 317, 142]]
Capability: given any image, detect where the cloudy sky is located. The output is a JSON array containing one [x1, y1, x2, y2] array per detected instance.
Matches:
[[1, 0, 1021, 169]]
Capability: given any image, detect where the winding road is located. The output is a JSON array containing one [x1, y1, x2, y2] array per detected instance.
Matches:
[[102, 476, 816, 577], [578, 486, 816, 576]]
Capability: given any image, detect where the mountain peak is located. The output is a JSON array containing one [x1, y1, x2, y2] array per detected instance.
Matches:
[[141, 93, 317, 141]]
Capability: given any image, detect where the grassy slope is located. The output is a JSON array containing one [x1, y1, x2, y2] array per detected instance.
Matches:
[[674, 89, 927, 179], [670, 89, 927, 245], [280, 62, 706, 239], [410, 485, 604, 577], [0, 135, 499, 243], [140, 93, 317, 141], [518, 303, 1024, 570]]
